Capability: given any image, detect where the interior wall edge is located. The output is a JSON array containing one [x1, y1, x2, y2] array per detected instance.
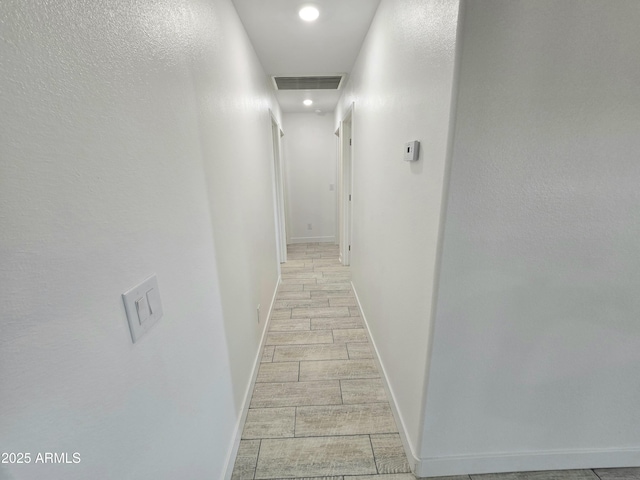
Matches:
[[222, 275, 282, 480], [416, 0, 467, 457], [350, 281, 422, 473]]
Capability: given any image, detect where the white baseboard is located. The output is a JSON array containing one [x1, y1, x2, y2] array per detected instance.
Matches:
[[288, 236, 335, 244], [416, 448, 640, 477], [351, 282, 640, 478], [350, 282, 422, 473], [222, 276, 281, 480]]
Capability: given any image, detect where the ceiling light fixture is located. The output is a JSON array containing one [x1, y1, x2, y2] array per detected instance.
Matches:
[[299, 6, 319, 22], [303, 99, 313, 106]]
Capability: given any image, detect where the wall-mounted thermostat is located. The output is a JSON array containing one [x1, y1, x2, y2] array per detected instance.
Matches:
[[404, 141, 420, 162]]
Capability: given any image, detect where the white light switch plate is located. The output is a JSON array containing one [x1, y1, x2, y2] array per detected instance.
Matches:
[[122, 274, 163, 343]]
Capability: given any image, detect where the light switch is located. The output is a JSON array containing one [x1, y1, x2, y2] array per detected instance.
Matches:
[[122, 275, 163, 343], [146, 288, 161, 315], [135, 296, 150, 324]]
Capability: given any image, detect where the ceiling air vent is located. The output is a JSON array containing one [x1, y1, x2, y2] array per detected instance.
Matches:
[[273, 75, 344, 90]]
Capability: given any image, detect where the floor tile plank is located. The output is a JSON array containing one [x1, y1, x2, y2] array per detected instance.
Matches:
[[276, 291, 312, 300], [417, 476, 470, 480], [470, 470, 600, 480], [310, 290, 356, 298], [278, 284, 304, 292], [273, 344, 349, 362], [231, 439, 260, 480], [255, 436, 377, 479], [269, 319, 311, 332], [266, 330, 334, 345], [295, 403, 397, 436], [274, 298, 330, 309], [256, 362, 299, 383], [270, 309, 292, 319], [250, 381, 342, 408], [311, 317, 363, 330], [304, 283, 353, 291], [261, 345, 275, 363], [341, 378, 388, 404], [347, 343, 373, 359], [332, 328, 368, 344], [593, 468, 640, 480], [329, 297, 359, 307], [242, 407, 296, 439], [351, 474, 417, 480], [370, 433, 412, 474], [292, 306, 351, 318], [299, 359, 380, 381]]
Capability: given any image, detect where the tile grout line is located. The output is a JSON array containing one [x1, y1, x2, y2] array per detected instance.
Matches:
[[252, 439, 261, 480], [368, 434, 379, 474], [293, 406, 297, 438]]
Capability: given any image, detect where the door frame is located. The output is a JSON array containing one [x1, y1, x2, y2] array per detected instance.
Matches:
[[270, 111, 287, 264], [338, 104, 354, 266], [334, 126, 340, 247]]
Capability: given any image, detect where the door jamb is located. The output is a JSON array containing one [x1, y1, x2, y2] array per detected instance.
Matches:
[[339, 104, 354, 266], [269, 111, 287, 264]]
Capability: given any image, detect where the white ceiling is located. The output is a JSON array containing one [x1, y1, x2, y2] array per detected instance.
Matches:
[[231, 0, 381, 113]]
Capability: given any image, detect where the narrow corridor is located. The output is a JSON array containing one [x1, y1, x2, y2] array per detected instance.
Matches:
[[231, 242, 412, 479]]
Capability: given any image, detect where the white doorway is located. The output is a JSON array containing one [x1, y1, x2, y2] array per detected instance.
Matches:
[[270, 113, 287, 264], [338, 105, 353, 266]]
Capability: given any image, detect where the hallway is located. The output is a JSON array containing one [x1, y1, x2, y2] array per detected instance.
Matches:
[[231, 243, 412, 479], [3, 1, 640, 478]]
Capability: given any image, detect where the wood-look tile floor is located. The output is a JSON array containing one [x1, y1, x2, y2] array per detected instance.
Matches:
[[231, 243, 640, 480], [231, 242, 412, 480]]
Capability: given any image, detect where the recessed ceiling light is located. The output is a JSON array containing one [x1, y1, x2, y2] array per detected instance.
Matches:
[[303, 99, 313, 106], [299, 6, 319, 22]]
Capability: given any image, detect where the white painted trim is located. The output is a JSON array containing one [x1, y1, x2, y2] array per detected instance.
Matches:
[[269, 110, 287, 264], [306, 282, 640, 479], [350, 281, 422, 473], [415, 448, 640, 478], [288, 236, 335, 244], [222, 276, 281, 480], [416, 0, 466, 459], [339, 104, 354, 266], [334, 126, 340, 246]]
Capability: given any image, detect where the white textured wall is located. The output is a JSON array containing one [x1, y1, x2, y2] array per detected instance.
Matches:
[[422, 0, 640, 475], [0, 1, 280, 479], [283, 113, 337, 243], [334, 0, 462, 464]]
